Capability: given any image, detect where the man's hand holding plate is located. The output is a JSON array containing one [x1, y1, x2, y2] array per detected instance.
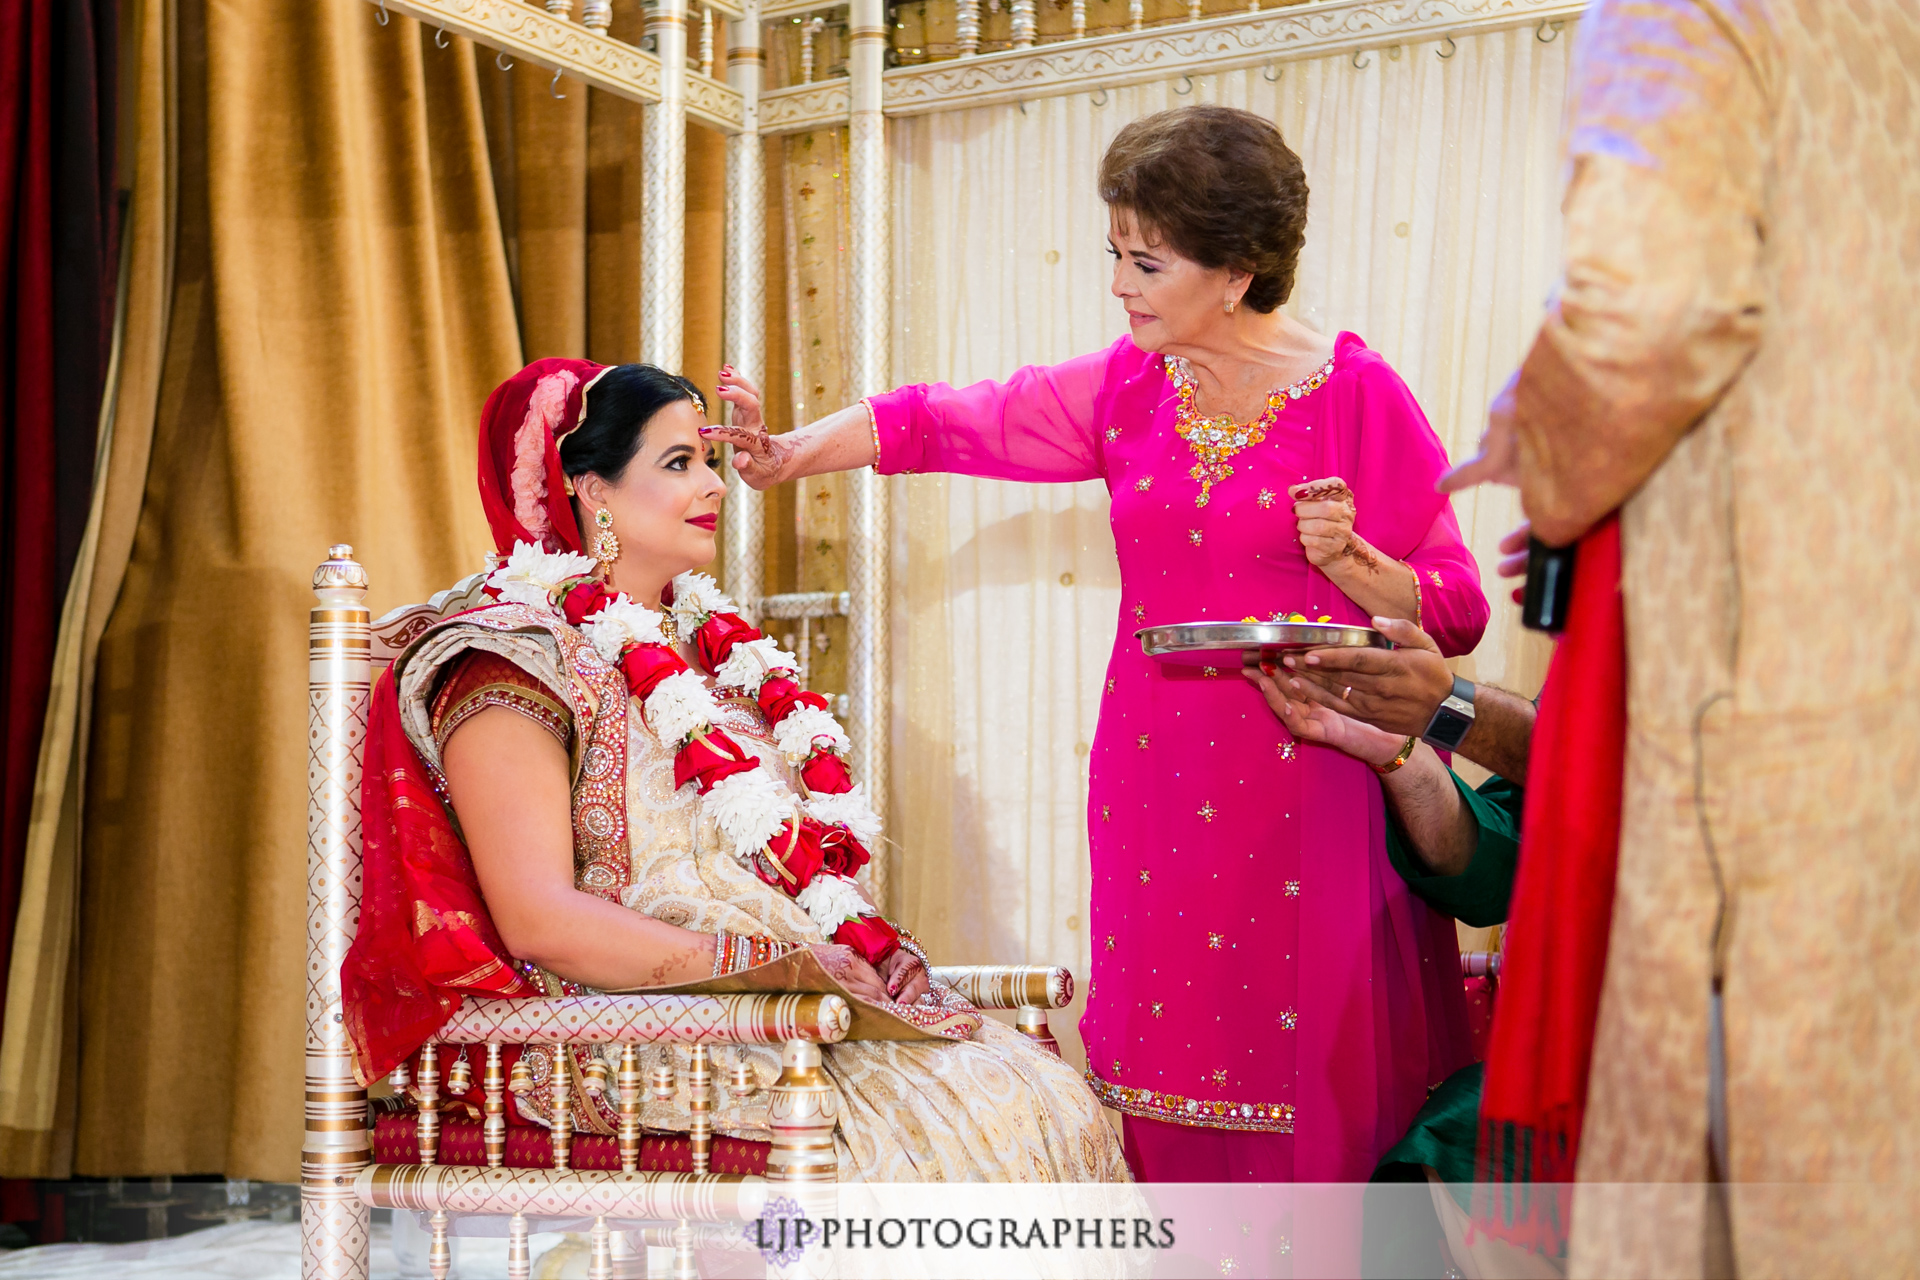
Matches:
[[1279, 617, 1454, 737]]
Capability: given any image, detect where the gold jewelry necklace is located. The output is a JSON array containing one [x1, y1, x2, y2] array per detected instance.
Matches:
[[1166, 355, 1335, 508]]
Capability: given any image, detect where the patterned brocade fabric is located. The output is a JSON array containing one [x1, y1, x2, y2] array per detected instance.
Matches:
[[429, 650, 573, 753]]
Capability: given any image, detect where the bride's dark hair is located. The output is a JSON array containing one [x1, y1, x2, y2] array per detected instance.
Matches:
[[559, 363, 706, 484]]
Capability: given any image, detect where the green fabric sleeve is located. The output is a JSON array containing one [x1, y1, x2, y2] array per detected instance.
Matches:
[[1383, 771, 1523, 928], [1372, 1062, 1485, 1209]]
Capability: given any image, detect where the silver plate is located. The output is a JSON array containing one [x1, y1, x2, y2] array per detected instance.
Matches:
[[1135, 620, 1388, 667]]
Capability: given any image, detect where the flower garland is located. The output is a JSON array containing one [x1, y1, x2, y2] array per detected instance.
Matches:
[[485, 543, 900, 965]]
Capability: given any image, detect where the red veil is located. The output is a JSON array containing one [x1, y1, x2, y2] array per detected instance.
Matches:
[[342, 359, 606, 1084]]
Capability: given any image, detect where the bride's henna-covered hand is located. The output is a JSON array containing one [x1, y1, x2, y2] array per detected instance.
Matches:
[[808, 943, 891, 1004], [879, 947, 930, 1004], [704, 367, 795, 490]]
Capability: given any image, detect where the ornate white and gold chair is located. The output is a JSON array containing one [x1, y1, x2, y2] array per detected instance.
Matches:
[[301, 545, 1073, 1280]]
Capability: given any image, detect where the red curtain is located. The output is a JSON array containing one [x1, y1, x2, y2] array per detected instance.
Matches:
[[0, 0, 59, 1041], [0, 0, 116, 1043]]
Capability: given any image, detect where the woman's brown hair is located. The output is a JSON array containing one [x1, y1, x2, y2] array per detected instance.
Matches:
[[1097, 105, 1309, 313]]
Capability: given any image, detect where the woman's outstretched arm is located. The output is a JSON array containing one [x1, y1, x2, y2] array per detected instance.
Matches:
[[443, 705, 892, 1000], [706, 351, 1111, 491]]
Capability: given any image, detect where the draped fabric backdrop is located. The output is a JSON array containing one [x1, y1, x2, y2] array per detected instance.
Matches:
[[0, 0, 118, 1179], [0, 0, 730, 1180], [888, 24, 1572, 1070]]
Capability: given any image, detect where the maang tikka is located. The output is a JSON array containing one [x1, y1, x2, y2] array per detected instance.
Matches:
[[593, 507, 621, 569]]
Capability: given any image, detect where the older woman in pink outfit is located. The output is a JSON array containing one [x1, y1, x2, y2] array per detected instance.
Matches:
[[708, 106, 1488, 1185]]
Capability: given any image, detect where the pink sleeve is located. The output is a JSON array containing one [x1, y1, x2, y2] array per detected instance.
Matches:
[[1337, 345, 1489, 659], [1407, 506, 1491, 659], [866, 344, 1113, 483]]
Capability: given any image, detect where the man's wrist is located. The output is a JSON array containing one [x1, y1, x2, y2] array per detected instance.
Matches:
[[1420, 676, 1478, 751]]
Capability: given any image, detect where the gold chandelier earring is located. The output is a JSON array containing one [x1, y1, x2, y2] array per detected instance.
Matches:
[[592, 507, 621, 570]]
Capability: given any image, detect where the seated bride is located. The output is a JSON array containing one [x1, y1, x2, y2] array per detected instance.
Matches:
[[341, 358, 1128, 1183]]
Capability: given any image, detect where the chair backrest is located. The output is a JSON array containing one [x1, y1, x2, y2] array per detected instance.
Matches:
[[370, 568, 494, 671]]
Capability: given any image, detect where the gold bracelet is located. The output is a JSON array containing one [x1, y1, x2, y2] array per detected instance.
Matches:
[[1372, 736, 1419, 775]]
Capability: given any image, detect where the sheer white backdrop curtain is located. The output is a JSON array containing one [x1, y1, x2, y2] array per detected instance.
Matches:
[[887, 24, 1574, 1068]]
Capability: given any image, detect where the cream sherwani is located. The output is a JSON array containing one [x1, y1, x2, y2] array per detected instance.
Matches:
[[1508, 2, 1920, 1276]]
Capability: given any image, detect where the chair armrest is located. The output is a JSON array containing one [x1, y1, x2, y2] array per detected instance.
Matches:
[[929, 965, 1072, 1011], [434, 992, 851, 1045]]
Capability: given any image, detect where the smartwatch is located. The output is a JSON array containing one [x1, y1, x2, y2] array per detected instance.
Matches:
[[1420, 676, 1476, 751]]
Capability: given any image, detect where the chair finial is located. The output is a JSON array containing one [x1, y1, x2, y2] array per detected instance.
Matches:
[[315, 545, 369, 593]]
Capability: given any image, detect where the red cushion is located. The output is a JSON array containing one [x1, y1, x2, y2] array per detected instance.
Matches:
[[371, 1109, 770, 1175]]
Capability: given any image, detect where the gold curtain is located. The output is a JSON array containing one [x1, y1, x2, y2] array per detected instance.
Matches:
[[0, 0, 730, 1179]]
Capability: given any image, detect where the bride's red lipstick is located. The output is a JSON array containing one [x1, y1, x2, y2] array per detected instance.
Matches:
[[686, 514, 718, 531]]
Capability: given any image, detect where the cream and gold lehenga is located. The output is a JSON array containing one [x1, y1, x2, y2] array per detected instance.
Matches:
[[392, 598, 1129, 1183]]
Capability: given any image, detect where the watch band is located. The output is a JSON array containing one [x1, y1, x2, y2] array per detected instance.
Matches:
[[1420, 675, 1477, 751]]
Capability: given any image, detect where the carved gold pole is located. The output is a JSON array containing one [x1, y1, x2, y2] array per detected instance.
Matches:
[[955, 0, 980, 55], [508, 1212, 531, 1280], [1071, 0, 1086, 38], [1011, 0, 1036, 47], [847, 0, 892, 911], [799, 15, 825, 83], [590, 1216, 613, 1280], [302, 546, 372, 1280], [722, 0, 766, 618], [617, 1045, 643, 1172], [641, 0, 689, 368], [483, 1044, 506, 1168], [429, 1210, 451, 1280], [698, 6, 715, 77], [687, 1045, 713, 1174], [550, 1053, 575, 1171], [416, 1042, 441, 1166], [765, 1040, 838, 1183], [1129, 0, 1143, 30]]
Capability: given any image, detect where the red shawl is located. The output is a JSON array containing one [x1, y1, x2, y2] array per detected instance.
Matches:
[[341, 359, 606, 1084], [1476, 514, 1627, 1251]]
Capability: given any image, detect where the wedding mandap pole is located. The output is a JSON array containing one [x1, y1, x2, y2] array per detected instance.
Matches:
[[722, 0, 766, 618], [846, 0, 892, 908], [641, 0, 690, 370], [302, 547, 373, 1280]]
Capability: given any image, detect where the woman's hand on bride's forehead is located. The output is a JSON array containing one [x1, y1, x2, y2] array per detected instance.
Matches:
[[703, 366, 790, 490]]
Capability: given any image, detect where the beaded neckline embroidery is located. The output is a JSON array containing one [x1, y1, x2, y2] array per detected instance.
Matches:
[[1165, 353, 1336, 509]]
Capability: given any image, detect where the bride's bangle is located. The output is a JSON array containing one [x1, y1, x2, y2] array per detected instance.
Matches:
[[893, 925, 930, 971], [714, 932, 801, 976]]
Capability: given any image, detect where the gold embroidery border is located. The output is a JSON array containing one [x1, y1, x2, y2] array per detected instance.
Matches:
[[1086, 1070, 1296, 1135]]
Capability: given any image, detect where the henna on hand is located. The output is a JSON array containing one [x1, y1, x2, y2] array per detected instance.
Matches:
[[1340, 537, 1382, 571]]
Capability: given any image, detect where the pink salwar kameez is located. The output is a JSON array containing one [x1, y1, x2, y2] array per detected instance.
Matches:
[[868, 332, 1489, 1190]]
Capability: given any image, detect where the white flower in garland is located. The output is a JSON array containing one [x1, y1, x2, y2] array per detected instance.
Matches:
[[489, 542, 598, 611], [645, 669, 723, 747], [711, 636, 798, 693], [582, 597, 667, 663], [703, 769, 796, 861], [803, 785, 882, 847], [795, 873, 870, 936], [669, 571, 729, 631], [774, 705, 851, 760]]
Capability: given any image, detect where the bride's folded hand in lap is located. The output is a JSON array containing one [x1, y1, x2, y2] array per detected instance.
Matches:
[[879, 946, 930, 1004], [807, 942, 893, 1004]]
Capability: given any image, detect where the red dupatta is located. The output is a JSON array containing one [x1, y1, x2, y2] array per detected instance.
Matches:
[[341, 359, 605, 1084], [1475, 514, 1627, 1252]]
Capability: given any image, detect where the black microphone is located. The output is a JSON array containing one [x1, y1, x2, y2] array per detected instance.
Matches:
[[1521, 537, 1577, 632]]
